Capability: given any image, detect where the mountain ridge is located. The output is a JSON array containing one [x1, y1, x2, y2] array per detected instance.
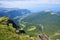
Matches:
[[0, 8, 31, 22]]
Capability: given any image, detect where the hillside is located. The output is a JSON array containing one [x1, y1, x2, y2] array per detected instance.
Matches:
[[21, 10, 60, 39], [0, 17, 38, 40]]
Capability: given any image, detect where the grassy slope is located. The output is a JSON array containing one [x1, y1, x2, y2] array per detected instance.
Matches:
[[0, 24, 38, 40], [22, 12, 60, 40]]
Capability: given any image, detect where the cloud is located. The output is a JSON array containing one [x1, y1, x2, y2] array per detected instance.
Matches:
[[0, 0, 37, 1], [0, 1, 49, 8], [48, 0, 60, 4], [0, 0, 60, 9]]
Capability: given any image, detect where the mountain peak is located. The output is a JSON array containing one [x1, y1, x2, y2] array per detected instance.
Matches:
[[44, 9, 52, 12], [42, 10, 59, 15], [50, 12, 57, 15]]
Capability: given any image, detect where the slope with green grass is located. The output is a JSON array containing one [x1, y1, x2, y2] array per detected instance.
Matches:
[[0, 16, 38, 40], [21, 11, 60, 39]]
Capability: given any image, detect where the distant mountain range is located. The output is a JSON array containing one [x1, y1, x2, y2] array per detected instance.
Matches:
[[22, 10, 60, 23], [0, 8, 31, 22]]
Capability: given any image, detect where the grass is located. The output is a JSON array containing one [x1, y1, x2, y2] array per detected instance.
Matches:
[[0, 24, 38, 40]]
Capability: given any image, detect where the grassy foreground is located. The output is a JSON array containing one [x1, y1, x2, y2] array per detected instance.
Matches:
[[0, 24, 38, 40]]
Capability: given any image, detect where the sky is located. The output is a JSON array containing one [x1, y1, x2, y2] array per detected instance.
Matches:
[[0, 0, 60, 12]]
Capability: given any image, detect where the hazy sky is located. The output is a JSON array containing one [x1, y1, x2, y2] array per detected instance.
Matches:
[[0, 0, 60, 12]]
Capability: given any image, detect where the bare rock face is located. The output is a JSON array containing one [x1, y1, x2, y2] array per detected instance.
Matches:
[[39, 33, 49, 40]]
